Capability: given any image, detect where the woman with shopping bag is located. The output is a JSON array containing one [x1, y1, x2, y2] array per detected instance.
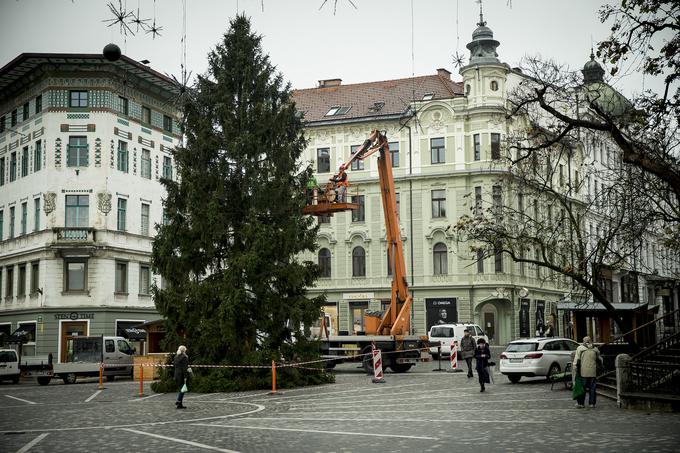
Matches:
[[174, 345, 190, 409]]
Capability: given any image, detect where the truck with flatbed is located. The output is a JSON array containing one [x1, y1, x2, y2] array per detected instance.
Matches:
[[304, 130, 431, 373], [17, 335, 135, 385]]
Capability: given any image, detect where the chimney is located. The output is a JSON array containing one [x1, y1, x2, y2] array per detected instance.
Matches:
[[436, 68, 451, 80], [318, 78, 342, 88]]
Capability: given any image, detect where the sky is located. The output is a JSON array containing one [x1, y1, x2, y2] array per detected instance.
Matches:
[[0, 0, 664, 98]]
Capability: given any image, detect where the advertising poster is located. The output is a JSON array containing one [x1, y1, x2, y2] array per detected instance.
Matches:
[[425, 298, 457, 331], [519, 298, 530, 337], [535, 300, 545, 336]]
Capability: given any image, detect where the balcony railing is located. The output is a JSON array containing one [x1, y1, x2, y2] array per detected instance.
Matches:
[[53, 227, 95, 242]]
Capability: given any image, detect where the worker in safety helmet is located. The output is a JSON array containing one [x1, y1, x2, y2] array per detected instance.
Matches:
[[330, 164, 349, 203]]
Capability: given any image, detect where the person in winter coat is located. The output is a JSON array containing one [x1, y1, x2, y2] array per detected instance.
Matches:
[[460, 329, 476, 378], [573, 336, 601, 408], [174, 345, 190, 409], [475, 338, 492, 392]]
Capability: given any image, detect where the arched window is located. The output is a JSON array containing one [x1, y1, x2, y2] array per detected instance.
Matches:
[[490, 80, 499, 91], [352, 246, 366, 277], [318, 248, 331, 278], [433, 242, 448, 275]]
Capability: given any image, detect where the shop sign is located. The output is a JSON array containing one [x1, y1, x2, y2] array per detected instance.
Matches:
[[342, 292, 374, 300], [54, 312, 95, 321]]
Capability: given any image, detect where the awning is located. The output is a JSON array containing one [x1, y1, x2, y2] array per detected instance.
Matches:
[[557, 301, 648, 312], [120, 327, 147, 341], [8, 324, 36, 343]]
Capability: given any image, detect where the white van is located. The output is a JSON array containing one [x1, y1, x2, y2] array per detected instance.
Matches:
[[0, 349, 20, 384], [428, 323, 488, 358]]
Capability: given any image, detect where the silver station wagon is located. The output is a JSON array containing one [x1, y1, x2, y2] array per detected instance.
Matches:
[[499, 337, 579, 383]]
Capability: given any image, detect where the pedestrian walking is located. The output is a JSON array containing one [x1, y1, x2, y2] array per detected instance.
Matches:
[[572, 336, 601, 408], [475, 338, 492, 392], [174, 345, 190, 409], [460, 328, 476, 378]]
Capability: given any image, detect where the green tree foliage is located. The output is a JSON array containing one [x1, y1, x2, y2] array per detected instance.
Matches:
[[151, 15, 330, 390]]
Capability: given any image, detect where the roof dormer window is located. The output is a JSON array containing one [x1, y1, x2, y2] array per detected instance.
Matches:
[[325, 105, 351, 116], [422, 93, 434, 101]]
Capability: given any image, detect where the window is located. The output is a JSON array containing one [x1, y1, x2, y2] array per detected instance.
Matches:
[[350, 145, 364, 171], [35, 95, 42, 113], [433, 243, 448, 275], [490, 80, 499, 91], [115, 261, 128, 293], [431, 189, 446, 218], [0, 116, 5, 132], [9, 207, 15, 239], [31, 261, 39, 295], [69, 90, 88, 107], [162, 156, 173, 179], [494, 240, 503, 273], [141, 149, 151, 179], [34, 140, 42, 172], [163, 115, 173, 133], [465, 84, 471, 95], [477, 249, 484, 273], [64, 259, 87, 292], [559, 164, 565, 187], [0, 157, 4, 185], [351, 195, 365, 222], [117, 140, 128, 172], [318, 248, 331, 278], [65, 195, 89, 227], [6, 266, 13, 298], [325, 105, 351, 116], [318, 214, 331, 224], [11, 109, 17, 126], [117, 198, 127, 231], [10, 152, 17, 181], [574, 171, 580, 194], [118, 96, 129, 115], [430, 137, 445, 164], [23, 102, 29, 121], [17, 264, 26, 297], [395, 192, 400, 219], [492, 185, 502, 216], [20, 202, 27, 235], [389, 141, 399, 167], [474, 186, 482, 215], [0, 210, 3, 240], [141, 106, 151, 124], [21, 147, 28, 176], [105, 340, 115, 353], [67, 136, 88, 167], [491, 133, 501, 160], [317, 148, 330, 173], [141, 203, 150, 235], [352, 247, 366, 277], [139, 264, 150, 295], [518, 192, 524, 214], [473, 134, 481, 161]]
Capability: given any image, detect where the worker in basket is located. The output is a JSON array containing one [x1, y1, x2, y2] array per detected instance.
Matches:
[[330, 164, 349, 203]]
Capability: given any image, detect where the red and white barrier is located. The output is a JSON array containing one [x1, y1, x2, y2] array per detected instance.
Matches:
[[449, 340, 460, 372], [371, 342, 385, 383]]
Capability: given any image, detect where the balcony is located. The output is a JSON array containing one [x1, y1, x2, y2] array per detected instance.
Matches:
[[53, 227, 96, 242]]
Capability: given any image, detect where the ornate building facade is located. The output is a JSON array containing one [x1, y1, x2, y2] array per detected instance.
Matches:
[[0, 53, 179, 359]]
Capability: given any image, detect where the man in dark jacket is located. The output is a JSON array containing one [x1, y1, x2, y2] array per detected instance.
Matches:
[[460, 329, 476, 378], [475, 338, 491, 392], [174, 345, 189, 409]]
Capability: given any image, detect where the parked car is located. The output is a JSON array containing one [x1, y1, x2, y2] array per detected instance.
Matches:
[[428, 323, 488, 358], [0, 349, 20, 384], [499, 337, 579, 383]]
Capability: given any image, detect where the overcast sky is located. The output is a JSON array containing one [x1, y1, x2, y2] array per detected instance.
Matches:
[[0, 0, 663, 98]]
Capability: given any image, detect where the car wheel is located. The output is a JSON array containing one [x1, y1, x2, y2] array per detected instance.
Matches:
[[507, 374, 521, 383], [37, 376, 51, 386], [62, 373, 77, 385], [548, 363, 561, 379], [361, 346, 374, 375], [389, 363, 413, 373], [11, 375, 20, 384]]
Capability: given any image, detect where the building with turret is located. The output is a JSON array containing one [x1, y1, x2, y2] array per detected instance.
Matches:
[[0, 51, 179, 359]]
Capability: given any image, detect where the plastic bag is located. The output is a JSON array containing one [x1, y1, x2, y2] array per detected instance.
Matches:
[[572, 374, 585, 400], [181, 380, 188, 393]]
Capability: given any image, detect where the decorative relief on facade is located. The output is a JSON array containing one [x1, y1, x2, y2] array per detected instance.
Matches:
[[110, 140, 115, 168], [154, 155, 159, 180], [54, 138, 62, 167], [96, 191, 112, 215], [94, 138, 102, 167], [133, 148, 137, 175], [43, 192, 57, 215], [66, 113, 90, 120]]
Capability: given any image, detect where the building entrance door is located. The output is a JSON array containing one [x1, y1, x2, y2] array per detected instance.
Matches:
[[484, 312, 496, 345], [60, 321, 88, 362]]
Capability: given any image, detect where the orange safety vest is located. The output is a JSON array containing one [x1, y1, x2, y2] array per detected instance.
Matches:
[[336, 170, 349, 187]]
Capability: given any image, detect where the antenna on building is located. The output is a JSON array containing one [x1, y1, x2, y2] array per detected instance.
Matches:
[[476, 0, 486, 27]]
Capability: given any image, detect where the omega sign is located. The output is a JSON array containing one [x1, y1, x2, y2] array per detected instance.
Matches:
[[54, 312, 95, 321]]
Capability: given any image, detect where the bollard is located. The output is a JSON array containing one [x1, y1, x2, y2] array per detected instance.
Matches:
[[269, 360, 277, 395], [433, 344, 445, 372], [139, 364, 144, 397], [448, 340, 462, 373], [371, 342, 386, 384], [98, 362, 104, 390]]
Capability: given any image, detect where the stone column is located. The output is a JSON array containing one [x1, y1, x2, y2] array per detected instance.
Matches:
[[615, 353, 631, 409]]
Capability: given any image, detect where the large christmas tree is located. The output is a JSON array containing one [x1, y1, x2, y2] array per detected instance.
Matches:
[[152, 15, 328, 390]]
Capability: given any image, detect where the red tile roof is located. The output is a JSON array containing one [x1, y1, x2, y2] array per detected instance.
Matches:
[[292, 71, 464, 124]]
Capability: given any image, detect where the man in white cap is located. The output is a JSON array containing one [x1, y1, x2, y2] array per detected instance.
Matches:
[[573, 336, 602, 408]]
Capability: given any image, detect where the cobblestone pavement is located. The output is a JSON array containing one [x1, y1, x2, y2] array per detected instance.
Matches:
[[1, 363, 679, 453]]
